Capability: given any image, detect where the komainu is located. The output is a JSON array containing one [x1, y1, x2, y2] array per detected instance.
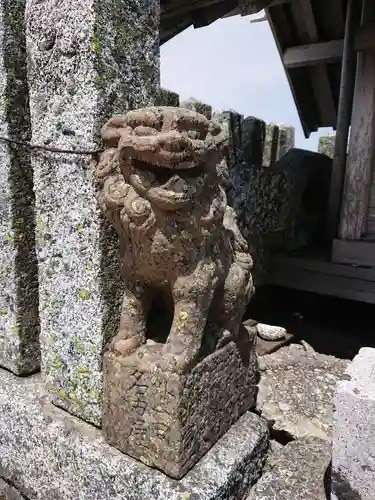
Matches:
[[96, 106, 254, 371]]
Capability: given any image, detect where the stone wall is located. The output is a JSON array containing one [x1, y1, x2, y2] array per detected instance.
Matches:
[[168, 94, 296, 167], [161, 92, 331, 284]]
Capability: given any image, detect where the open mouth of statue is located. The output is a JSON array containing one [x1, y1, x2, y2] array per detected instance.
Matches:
[[128, 159, 205, 210]]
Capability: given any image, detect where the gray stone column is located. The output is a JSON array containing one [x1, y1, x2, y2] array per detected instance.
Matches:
[[318, 133, 335, 159], [180, 97, 212, 119], [213, 110, 243, 169], [0, 0, 39, 376], [240, 116, 266, 165], [156, 88, 179, 107], [262, 122, 279, 167], [277, 124, 295, 160], [26, 0, 160, 425]]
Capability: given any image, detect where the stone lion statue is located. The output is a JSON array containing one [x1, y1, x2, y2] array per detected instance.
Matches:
[[96, 106, 254, 370]]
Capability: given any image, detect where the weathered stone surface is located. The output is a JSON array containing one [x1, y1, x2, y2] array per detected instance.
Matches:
[[256, 323, 287, 341], [318, 133, 335, 159], [156, 88, 180, 107], [213, 110, 243, 168], [262, 122, 279, 167], [97, 106, 256, 477], [228, 149, 332, 284], [331, 348, 375, 500], [26, 0, 160, 425], [257, 344, 349, 440], [104, 333, 258, 479], [240, 116, 265, 165], [0, 479, 26, 500], [0, 368, 268, 500], [0, 0, 39, 375], [277, 124, 295, 159], [248, 437, 331, 500], [180, 97, 212, 119]]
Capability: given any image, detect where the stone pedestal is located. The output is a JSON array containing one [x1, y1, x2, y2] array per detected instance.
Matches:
[[103, 332, 258, 479], [25, 0, 160, 425], [0, 368, 268, 500], [331, 348, 375, 500], [0, 0, 39, 376]]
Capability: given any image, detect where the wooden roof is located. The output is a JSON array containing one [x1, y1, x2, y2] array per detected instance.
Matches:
[[161, 0, 373, 138], [160, 0, 272, 43], [265, 0, 354, 137]]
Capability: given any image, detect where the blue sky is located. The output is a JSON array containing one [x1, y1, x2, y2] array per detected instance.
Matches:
[[161, 14, 333, 151]]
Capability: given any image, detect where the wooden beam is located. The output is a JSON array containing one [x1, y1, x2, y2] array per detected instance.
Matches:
[[332, 239, 375, 267], [328, 0, 359, 240], [289, 0, 337, 127], [266, 7, 312, 137], [339, 0, 375, 239], [283, 40, 344, 68], [354, 22, 375, 52], [193, 0, 237, 27], [267, 254, 375, 304], [223, 0, 290, 18]]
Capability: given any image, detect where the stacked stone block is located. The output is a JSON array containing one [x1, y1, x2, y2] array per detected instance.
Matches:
[[26, 0, 160, 426], [0, 0, 39, 376]]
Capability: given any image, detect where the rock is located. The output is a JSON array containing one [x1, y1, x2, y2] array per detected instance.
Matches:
[[331, 347, 375, 500], [257, 344, 349, 440], [26, 0, 160, 425], [248, 437, 331, 500], [256, 323, 287, 341], [0, 0, 39, 375], [0, 368, 269, 500]]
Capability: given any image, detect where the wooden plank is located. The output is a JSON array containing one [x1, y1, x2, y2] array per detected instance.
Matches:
[[283, 40, 344, 68], [268, 269, 375, 304], [223, 0, 290, 16], [328, 0, 359, 240], [193, 0, 237, 27], [267, 257, 375, 304], [332, 239, 375, 267], [339, 0, 375, 239], [354, 21, 375, 52], [266, 7, 312, 137], [271, 255, 375, 281]]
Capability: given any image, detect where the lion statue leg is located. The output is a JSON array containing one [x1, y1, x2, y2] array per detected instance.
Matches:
[[109, 279, 152, 357], [215, 256, 254, 349], [163, 260, 219, 368]]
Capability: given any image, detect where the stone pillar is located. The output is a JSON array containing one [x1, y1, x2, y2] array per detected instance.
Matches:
[[318, 133, 335, 159], [331, 347, 375, 500], [277, 124, 295, 160], [156, 88, 179, 107], [180, 97, 212, 119], [213, 110, 243, 168], [26, 0, 160, 426], [240, 116, 266, 165], [0, 0, 39, 376], [262, 122, 279, 167]]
